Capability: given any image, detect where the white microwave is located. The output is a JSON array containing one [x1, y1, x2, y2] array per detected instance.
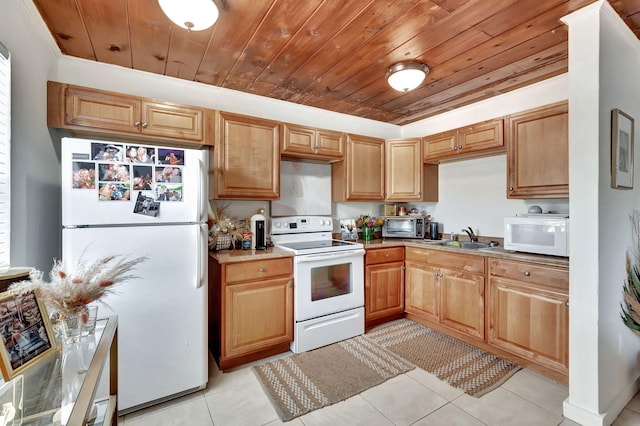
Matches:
[[504, 214, 569, 257]]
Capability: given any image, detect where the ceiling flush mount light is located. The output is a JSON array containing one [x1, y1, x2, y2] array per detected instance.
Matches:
[[385, 61, 430, 92], [158, 0, 219, 31]]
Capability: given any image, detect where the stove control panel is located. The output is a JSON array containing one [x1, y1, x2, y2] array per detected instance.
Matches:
[[271, 216, 333, 234]]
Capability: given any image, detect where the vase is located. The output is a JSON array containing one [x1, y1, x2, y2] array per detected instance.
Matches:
[[362, 227, 375, 241], [59, 312, 83, 344]]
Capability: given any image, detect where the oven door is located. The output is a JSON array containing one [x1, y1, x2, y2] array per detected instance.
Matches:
[[293, 249, 365, 322]]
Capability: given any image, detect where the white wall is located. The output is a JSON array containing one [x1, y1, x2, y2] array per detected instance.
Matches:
[[563, 2, 640, 425], [1, 1, 60, 271]]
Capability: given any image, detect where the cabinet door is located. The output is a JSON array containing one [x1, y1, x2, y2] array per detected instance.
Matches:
[[440, 269, 485, 340], [506, 102, 568, 198], [332, 134, 384, 201], [215, 112, 280, 199], [65, 85, 141, 133], [458, 118, 504, 154], [141, 101, 204, 141], [224, 277, 293, 359], [316, 129, 345, 158], [281, 123, 315, 155], [365, 261, 404, 324], [488, 278, 568, 374], [404, 261, 439, 323], [423, 130, 457, 162], [385, 139, 422, 202]]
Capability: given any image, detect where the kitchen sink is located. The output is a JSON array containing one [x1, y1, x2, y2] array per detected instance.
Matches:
[[426, 241, 497, 250]]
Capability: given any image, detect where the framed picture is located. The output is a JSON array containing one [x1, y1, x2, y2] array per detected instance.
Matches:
[[0, 290, 57, 381], [612, 108, 635, 189]]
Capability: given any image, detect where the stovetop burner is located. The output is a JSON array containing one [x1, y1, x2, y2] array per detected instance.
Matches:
[[270, 216, 364, 255], [274, 238, 363, 255]]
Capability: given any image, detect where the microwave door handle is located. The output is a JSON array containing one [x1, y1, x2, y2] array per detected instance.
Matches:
[[295, 249, 365, 263]]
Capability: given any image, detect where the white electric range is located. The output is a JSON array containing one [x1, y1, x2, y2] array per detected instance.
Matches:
[[271, 216, 365, 353]]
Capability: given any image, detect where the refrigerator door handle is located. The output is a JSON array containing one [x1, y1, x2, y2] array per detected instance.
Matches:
[[196, 223, 207, 288], [198, 157, 205, 223]]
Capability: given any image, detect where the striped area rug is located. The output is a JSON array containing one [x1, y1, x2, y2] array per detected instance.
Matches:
[[365, 319, 521, 397], [253, 335, 414, 421]]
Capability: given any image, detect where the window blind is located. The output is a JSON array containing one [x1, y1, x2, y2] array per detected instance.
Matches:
[[0, 42, 10, 270]]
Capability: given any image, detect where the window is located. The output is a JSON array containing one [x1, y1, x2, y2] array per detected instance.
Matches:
[[0, 42, 10, 270]]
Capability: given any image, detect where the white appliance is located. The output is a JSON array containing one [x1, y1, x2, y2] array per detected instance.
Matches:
[[61, 137, 208, 413], [270, 216, 365, 353], [504, 214, 569, 257]]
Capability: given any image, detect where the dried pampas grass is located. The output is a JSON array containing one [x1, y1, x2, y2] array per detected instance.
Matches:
[[8, 254, 146, 321]]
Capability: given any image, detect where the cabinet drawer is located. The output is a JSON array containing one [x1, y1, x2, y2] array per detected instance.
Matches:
[[366, 247, 404, 265], [225, 258, 292, 283], [489, 259, 567, 290], [424, 250, 484, 273]]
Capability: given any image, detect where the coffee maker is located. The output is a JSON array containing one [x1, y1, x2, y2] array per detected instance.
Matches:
[[251, 209, 267, 250]]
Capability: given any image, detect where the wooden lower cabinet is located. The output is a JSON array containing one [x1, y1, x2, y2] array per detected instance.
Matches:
[[365, 247, 405, 327], [404, 247, 485, 341], [488, 258, 569, 376], [209, 256, 293, 369]]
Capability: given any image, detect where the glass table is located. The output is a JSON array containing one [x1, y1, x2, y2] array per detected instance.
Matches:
[[4, 316, 118, 425]]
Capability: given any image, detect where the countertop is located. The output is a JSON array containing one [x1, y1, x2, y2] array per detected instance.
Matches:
[[362, 238, 569, 268], [208, 239, 568, 268], [209, 246, 294, 264]]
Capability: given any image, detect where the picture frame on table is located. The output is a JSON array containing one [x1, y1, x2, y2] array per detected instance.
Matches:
[[612, 108, 635, 189], [0, 290, 57, 381]]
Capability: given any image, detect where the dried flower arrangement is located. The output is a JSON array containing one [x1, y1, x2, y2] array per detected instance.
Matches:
[[7, 254, 146, 322], [208, 202, 243, 251]]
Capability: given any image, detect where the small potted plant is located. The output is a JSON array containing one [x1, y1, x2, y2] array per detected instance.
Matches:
[[356, 214, 384, 241]]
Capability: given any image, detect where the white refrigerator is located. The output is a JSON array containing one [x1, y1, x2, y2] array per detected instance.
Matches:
[[60, 137, 208, 413]]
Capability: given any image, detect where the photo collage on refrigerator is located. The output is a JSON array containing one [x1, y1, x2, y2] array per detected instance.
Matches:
[[70, 142, 186, 217]]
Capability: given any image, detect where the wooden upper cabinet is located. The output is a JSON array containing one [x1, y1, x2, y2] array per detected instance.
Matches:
[[506, 102, 569, 199], [214, 112, 280, 200], [280, 123, 344, 161], [423, 118, 504, 163], [48, 81, 211, 146], [140, 101, 204, 141], [332, 134, 385, 201], [385, 138, 438, 202], [385, 139, 422, 202]]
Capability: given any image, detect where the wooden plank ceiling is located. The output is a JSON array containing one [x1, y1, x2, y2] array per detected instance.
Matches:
[[33, 0, 640, 125]]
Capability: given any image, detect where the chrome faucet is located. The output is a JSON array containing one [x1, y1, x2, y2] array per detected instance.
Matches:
[[462, 227, 477, 242]]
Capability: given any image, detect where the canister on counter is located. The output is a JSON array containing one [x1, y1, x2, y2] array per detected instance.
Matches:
[[381, 204, 396, 216], [242, 231, 252, 250]]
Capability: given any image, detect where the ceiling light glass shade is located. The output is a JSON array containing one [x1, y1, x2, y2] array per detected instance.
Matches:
[[385, 62, 430, 92], [158, 0, 219, 31]]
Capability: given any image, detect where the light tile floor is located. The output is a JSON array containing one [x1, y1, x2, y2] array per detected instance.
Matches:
[[118, 352, 640, 426]]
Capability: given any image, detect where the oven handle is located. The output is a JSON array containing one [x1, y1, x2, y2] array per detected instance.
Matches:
[[294, 249, 365, 263]]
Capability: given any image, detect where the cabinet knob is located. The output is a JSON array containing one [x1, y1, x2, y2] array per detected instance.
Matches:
[[509, 187, 514, 191], [566, 301, 570, 307], [385, 254, 390, 258], [523, 271, 530, 277], [453, 146, 458, 151], [288, 282, 293, 288], [259, 268, 265, 272], [141, 122, 148, 128], [134, 121, 141, 127], [457, 145, 463, 149]]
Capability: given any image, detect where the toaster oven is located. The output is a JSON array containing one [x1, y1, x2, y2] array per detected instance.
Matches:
[[382, 216, 427, 239]]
